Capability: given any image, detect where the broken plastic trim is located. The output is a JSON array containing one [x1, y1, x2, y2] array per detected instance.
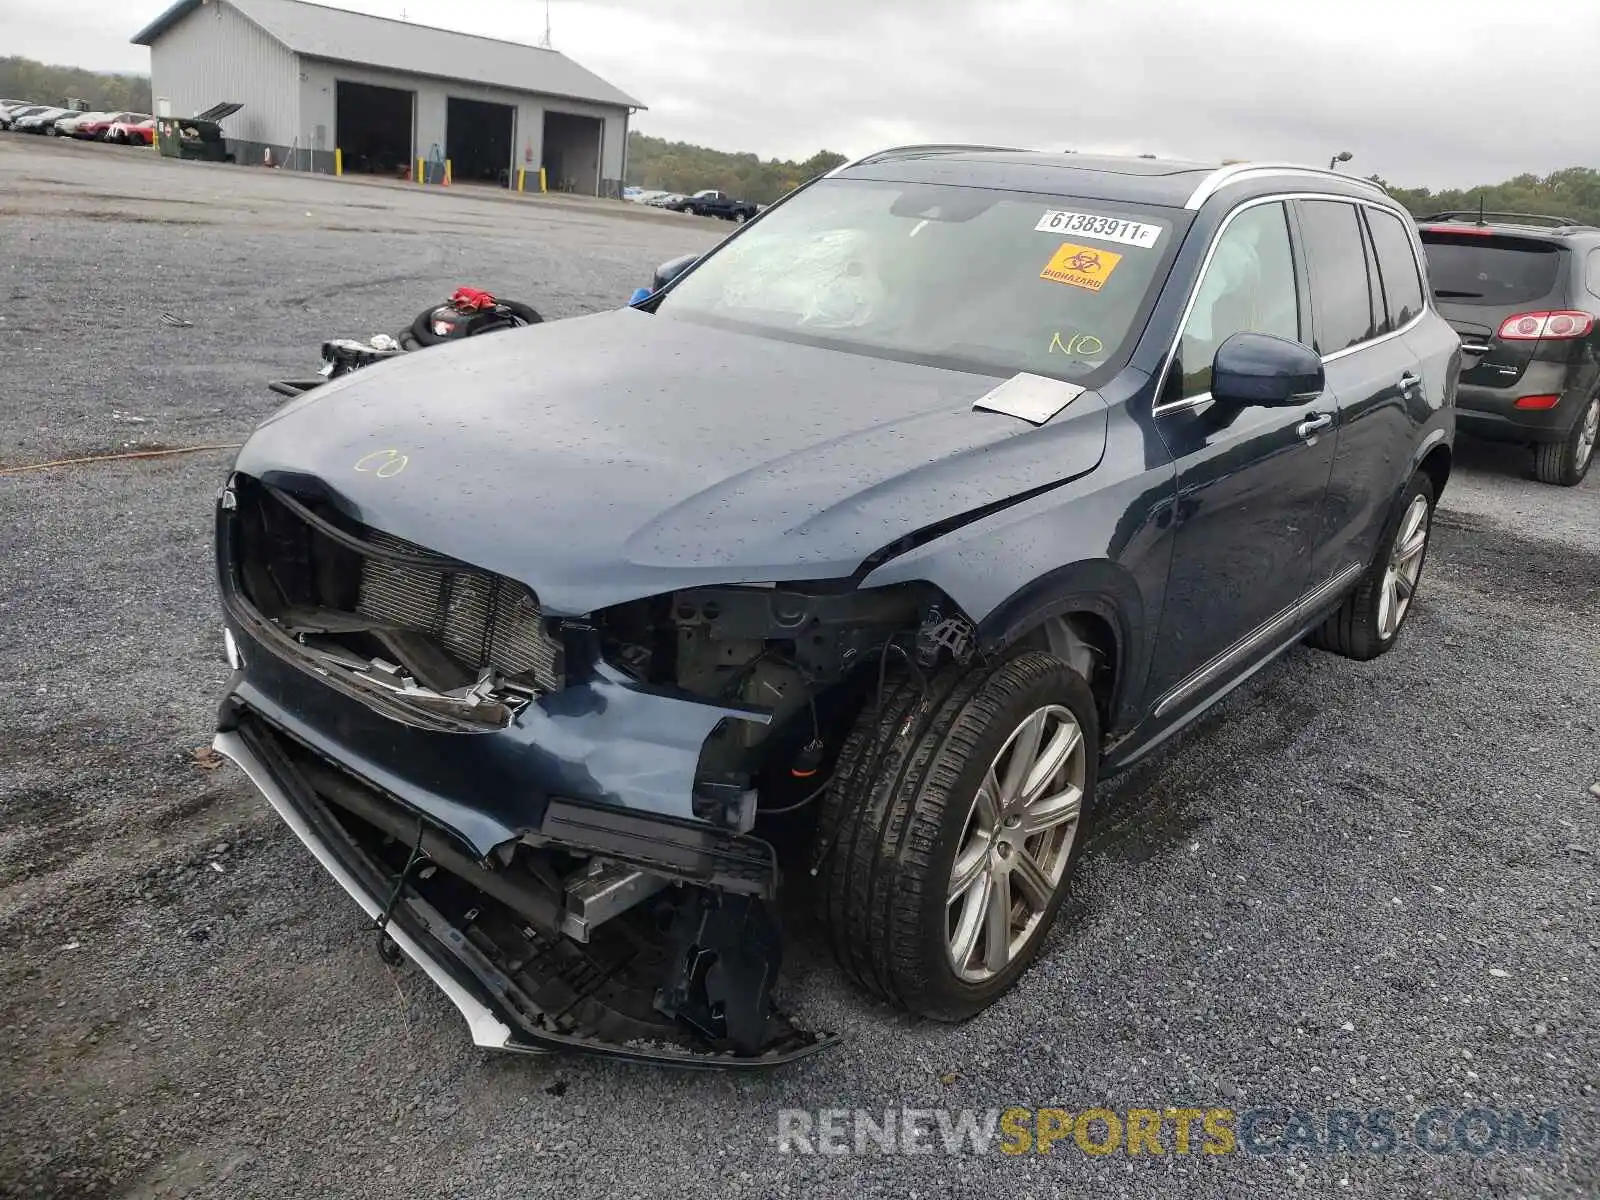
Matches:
[[214, 721, 837, 1068], [213, 727, 515, 1051], [223, 592, 515, 734], [293, 639, 531, 727]]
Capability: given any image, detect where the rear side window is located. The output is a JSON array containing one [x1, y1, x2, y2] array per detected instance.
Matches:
[[1366, 209, 1427, 329], [1586, 249, 1600, 304], [1417, 232, 1564, 306], [1298, 200, 1377, 353]]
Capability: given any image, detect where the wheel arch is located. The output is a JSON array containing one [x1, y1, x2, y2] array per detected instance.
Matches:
[[1416, 437, 1452, 503], [975, 560, 1148, 736]]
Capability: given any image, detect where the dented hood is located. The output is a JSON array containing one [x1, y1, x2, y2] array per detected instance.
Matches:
[[238, 309, 1108, 613]]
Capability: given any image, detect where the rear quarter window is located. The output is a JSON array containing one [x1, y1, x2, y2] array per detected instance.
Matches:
[[1365, 208, 1427, 329], [1298, 200, 1377, 353], [1418, 232, 1565, 307]]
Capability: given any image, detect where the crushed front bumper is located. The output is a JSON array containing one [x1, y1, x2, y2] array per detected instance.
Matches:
[[215, 713, 837, 1068]]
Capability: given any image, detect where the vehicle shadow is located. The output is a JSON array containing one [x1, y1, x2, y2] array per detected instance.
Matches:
[[1449, 431, 1536, 480]]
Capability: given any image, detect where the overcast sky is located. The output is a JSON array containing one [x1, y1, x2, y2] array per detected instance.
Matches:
[[5, 0, 1596, 189]]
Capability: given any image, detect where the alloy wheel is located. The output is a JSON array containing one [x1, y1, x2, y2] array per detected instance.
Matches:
[[946, 704, 1087, 982], [1577, 398, 1599, 472], [1378, 494, 1431, 640]]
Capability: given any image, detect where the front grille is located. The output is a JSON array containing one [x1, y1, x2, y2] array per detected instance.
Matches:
[[356, 530, 563, 691]]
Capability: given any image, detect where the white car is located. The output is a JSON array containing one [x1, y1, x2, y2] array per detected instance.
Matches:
[[55, 111, 107, 137]]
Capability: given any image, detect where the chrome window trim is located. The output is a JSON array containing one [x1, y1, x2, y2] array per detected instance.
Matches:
[[1152, 192, 1426, 417], [1184, 163, 1389, 210]]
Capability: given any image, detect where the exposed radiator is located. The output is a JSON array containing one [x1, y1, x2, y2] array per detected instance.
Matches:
[[356, 530, 563, 693]]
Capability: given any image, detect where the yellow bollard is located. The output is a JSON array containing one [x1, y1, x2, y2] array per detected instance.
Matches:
[[517, 168, 525, 193], [334, 147, 342, 177], [416, 157, 424, 184], [444, 159, 452, 187], [538, 166, 547, 193]]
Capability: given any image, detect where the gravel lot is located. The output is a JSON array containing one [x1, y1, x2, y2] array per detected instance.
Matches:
[[2, 135, 1596, 1200]]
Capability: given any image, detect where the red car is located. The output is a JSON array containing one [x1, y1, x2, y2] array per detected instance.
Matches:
[[82, 111, 150, 141], [106, 117, 155, 146]]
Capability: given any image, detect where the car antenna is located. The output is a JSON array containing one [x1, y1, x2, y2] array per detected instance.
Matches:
[[1476, 192, 1486, 227]]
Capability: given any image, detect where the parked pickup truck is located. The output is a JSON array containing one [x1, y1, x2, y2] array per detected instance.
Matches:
[[670, 188, 759, 222]]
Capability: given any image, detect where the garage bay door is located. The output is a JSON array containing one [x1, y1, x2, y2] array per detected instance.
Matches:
[[541, 111, 602, 195], [335, 81, 414, 175], [447, 97, 515, 185]]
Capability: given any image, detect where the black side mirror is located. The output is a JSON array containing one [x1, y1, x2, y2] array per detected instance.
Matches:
[[652, 253, 700, 292], [1210, 331, 1325, 407]]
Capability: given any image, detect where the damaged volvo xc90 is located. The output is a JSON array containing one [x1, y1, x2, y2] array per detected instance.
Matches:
[[213, 147, 1459, 1066]]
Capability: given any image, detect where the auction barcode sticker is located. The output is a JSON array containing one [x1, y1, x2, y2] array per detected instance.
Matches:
[[1035, 210, 1163, 249]]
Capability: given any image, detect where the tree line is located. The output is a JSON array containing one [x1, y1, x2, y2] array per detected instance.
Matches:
[[0, 57, 152, 114], [5, 55, 1597, 223], [1376, 167, 1600, 227], [625, 133, 846, 205], [627, 130, 1600, 226]]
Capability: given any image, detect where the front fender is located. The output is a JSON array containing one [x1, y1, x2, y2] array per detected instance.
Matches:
[[860, 400, 1177, 734]]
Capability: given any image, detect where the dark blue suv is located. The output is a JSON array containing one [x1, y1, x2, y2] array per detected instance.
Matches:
[[213, 148, 1459, 1066]]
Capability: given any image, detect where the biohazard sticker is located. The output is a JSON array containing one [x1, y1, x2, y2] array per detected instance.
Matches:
[[1040, 242, 1122, 291]]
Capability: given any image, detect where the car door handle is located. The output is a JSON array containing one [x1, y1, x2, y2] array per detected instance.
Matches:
[[1296, 413, 1335, 440], [1399, 372, 1422, 392]]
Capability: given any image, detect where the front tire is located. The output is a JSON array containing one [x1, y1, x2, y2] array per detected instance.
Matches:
[[1532, 394, 1598, 486], [1309, 472, 1435, 661], [812, 650, 1098, 1021]]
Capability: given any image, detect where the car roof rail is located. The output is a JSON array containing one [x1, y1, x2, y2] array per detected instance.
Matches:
[[1183, 161, 1390, 210], [827, 143, 1029, 176], [1417, 210, 1592, 230]]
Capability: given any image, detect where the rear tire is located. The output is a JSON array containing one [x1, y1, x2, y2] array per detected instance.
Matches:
[[812, 650, 1098, 1021], [1309, 472, 1435, 661], [1532, 394, 1598, 486]]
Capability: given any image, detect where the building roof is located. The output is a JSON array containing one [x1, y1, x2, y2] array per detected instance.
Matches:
[[837, 147, 1388, 210], [131, 0, 644, 110]]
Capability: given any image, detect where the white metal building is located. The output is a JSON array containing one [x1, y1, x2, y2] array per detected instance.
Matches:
[[131, 0, 643, 194]]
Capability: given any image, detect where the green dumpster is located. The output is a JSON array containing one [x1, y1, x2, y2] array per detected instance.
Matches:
[[156, 102, 242, 163]]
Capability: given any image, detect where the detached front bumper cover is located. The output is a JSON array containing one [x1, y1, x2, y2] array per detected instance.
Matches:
[[215, 720, 838, 1069]]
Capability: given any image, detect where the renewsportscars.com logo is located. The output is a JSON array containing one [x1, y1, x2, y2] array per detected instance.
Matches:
[[774, 1106, 1562, 1157]]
